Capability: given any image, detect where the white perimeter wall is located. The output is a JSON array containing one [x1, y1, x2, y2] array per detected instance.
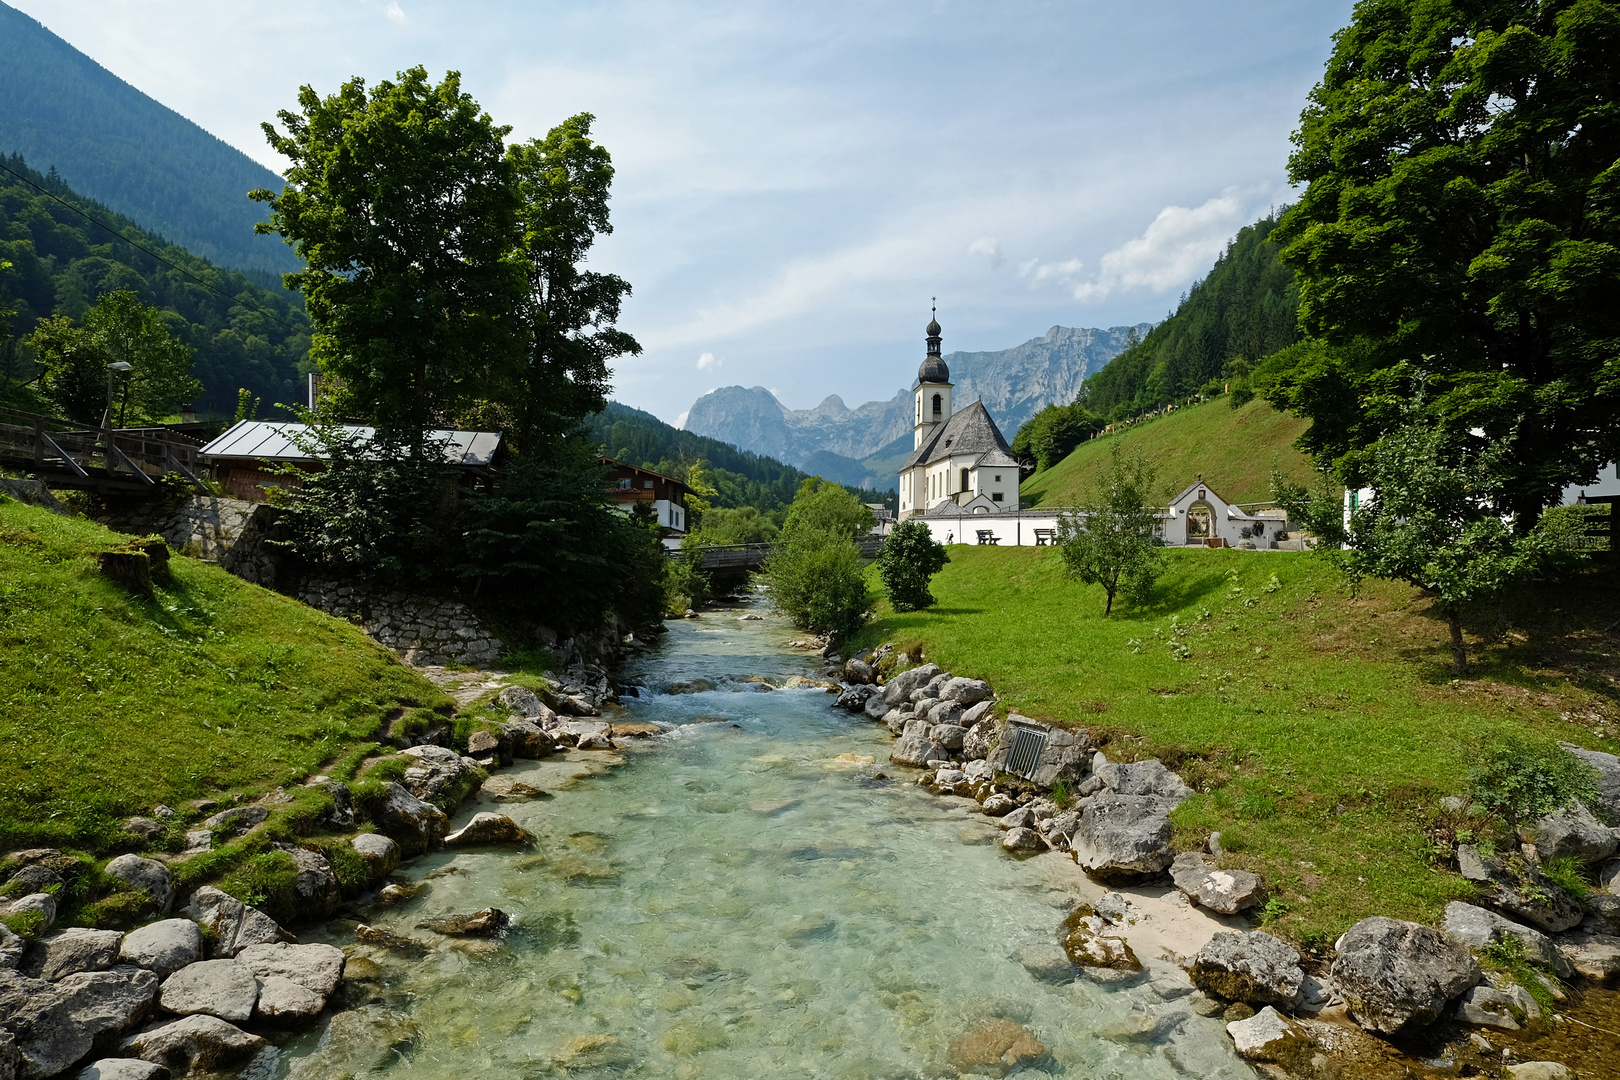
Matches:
[[912, 513, 1067, 547]]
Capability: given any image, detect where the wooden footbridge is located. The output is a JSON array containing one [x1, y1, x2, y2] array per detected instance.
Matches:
[[0, 407, 208, 496], [668, 536, 886, 572]]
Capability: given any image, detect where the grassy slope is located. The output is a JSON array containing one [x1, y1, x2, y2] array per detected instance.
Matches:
[[0, 498, 450, 851], [855, 546, 1620, 947], [1021, 397, 1316, 508]]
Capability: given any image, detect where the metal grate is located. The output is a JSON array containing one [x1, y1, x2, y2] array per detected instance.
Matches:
[[1003, 725, 1048, 781]]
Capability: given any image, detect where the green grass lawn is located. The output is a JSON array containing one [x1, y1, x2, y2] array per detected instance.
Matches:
[[1021, 397, 1317, 508], [0, 498, 450, 852], [853, 545, 1620, 947]]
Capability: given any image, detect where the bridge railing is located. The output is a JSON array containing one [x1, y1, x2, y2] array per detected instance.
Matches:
[[0, 407, 207, 493], [666, 535, 885, 570]]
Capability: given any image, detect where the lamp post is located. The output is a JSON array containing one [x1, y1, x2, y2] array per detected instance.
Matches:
[[104, 361, 132, 430]]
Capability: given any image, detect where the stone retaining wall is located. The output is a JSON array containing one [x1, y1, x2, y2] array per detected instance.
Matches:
[[296, 578, 505, 667], [98, 495, 257, 559]]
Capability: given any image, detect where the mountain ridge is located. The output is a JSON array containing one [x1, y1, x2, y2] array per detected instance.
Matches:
[[0, 1, 298, 275], [683, 323, 1151, 486]]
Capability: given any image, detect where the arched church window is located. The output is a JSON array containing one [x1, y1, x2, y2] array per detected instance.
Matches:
[[960, 467, 970, 493], [932, 394, 942, 416]]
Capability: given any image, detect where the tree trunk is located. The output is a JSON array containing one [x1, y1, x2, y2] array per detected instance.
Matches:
[[1104, 587, 1115, 616], [1446, 604, 1467, 674]]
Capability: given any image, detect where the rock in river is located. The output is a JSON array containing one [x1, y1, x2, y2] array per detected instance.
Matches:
[[1330, 916, 1481, 1035], [1170, 852, 1262, 914], [159, 960, 258, 1024], [117, 919, 201, 978], [0, 967, 158, 1080], [890, 733, 946, 768], [1190, 931, 1305, 1008], [1441, 901, 1571, 977], [946, 1019, 1047, 1078], [235, 942, 346, 999], [101, 856, 172, 917], [1062, 913, 1140, 973], [1227, 1006, 1312, 1065], [368, 781, 450, 855], [23, 928, 122, 982], [1002, 827, 1043, 853], [1069, 794, 1176, 878], [74, 1059, 168, 1080], [184, 887, 292, 958], [418, 909, 509, 937], [444, 812, 531, 848], [118, 1015, 264, 1075], [1456, 846, 1585, 933]]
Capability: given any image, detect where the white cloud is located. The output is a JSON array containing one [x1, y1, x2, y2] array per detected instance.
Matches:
[[384, 2, 405, 24], [1072, 189, 1252, 302], [696, 352, 720, 371], [967, 236, 1003, 268], [674, 410, 689, 429], [1018, 256, 1085, 286]]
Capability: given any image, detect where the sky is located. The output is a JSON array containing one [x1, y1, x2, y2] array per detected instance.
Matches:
[[13, 0, 1354, 427]]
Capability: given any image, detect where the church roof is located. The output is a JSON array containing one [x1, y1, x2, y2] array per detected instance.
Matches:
[[903, 400, 1020, 471]]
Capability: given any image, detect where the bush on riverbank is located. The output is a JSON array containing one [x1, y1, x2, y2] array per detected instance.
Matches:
[[0, 497, 451, 852], [852, 545, 1620, 946], [763, 479, 873, 642]]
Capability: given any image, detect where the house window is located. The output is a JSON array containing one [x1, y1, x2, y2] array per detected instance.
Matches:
[[618, 478, 631, 490], [992, 492, 1004, 502], [994, 475, 1002, 482], [644, 480, 654, 489]]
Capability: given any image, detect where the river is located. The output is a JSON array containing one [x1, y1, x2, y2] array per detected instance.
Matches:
[[275, 593, 1255, 1079]]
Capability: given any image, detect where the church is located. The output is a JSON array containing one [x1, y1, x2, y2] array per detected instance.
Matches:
[[897, 314, 1021, 522]]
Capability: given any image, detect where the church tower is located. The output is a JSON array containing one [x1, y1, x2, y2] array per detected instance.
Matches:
[[913, 307, 952, 449]]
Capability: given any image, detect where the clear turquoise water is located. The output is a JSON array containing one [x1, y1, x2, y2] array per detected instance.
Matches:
[[278, 599, 1253, 1079]]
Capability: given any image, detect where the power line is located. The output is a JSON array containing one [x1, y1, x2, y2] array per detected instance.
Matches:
[[0, 158, 309, 337]]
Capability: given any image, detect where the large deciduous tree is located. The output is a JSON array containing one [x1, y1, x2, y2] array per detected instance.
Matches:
[[253, 72, 655, 632], [1272, 0, 1620, 523], [252, 67, 523, 435], [501, 115, 640, 455], [26, 290, 199, 424]]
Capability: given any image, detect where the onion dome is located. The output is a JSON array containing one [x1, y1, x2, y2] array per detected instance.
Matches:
[[918, 353, 950, 383], [919, 310, 948, 382]]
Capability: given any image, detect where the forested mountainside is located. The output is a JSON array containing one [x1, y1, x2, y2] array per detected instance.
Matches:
[[0, 1, 297, 275], [1083, 212, 1299, 418], [684, 324, 1151, 469], [0, 154, 311, 416], [588, 400, 894, 510]]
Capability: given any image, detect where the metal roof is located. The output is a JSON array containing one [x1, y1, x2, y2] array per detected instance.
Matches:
[[199, 420, 502, 467]]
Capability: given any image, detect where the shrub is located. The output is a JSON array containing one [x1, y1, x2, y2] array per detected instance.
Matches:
[[874, 519, 949, 612], [763, 479, 873, 642], [1468, 735, 1600, 828], [765, 534, 870, 643]]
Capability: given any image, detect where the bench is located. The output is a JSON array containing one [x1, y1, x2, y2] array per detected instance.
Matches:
[[1033, 528, 1056, 546], [975, 530, 1001, 546]]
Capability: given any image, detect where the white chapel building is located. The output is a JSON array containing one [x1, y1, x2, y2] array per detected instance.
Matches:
[[897, 315, 1021, 522]]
